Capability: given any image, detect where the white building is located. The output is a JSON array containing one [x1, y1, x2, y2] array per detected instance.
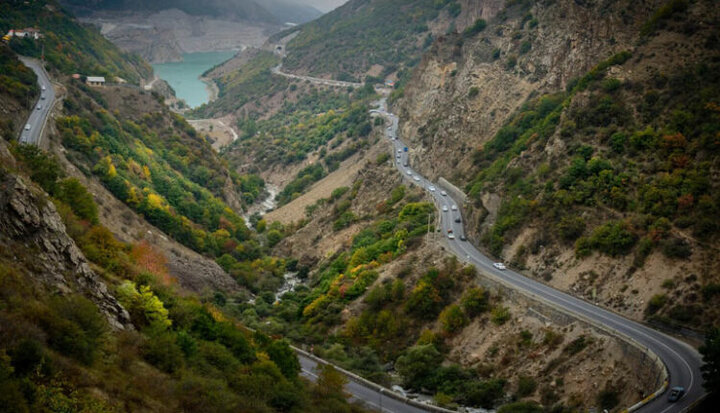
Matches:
[[86, 76, 106, 87]]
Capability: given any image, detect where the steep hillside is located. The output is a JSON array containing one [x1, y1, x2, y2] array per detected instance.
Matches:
[[396, 0, 720, 331], [0, 0, 151, 83]]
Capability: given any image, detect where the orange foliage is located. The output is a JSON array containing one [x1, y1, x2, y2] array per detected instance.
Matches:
[[661, 133, 687, 150], [670, 153, 690, 169], [677, 193, 694, 210], [130, 240, 173, 285]]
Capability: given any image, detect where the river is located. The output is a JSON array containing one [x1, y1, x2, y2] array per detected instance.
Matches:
[[151, 50, 236, 108]]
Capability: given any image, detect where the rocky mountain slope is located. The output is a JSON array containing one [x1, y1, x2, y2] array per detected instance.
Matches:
[[394, 0, 720, 332]]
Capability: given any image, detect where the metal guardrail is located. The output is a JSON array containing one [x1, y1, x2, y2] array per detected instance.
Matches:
[[293, 346, 457, 413]]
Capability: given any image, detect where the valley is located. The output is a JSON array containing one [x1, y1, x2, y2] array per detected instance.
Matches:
[[1, 0, 719, 412]]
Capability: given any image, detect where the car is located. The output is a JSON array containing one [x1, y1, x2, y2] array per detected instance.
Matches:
[[447, 228, 453, 234], [396, 154, 401, 159], [41, 85, 46, 91], [493, 262, 507, 270], [442, 205, 448, 212], [41, 94, 46, 100], [413, 176, 420, 182], [428, 185, 436, 192], [36, 104, 42, 110], [440, 190, 447, 196], [454, 216, 461, 223], [459, 234, 467, 241], [405, 169, 412, 174], [24, 124, 31, 131], [667, 386, 685, 402], [448, 233, 455, 240], [451, 205, 458, 211], [397, 149, 402, 153]]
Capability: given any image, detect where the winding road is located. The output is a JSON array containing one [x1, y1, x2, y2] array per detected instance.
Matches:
[[271, 62, 706, 412], [18, 57, 55, 146], [374, 98, 705, 413]]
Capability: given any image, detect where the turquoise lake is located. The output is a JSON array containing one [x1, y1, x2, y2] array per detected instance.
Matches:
[[152, 50, 236, 108]]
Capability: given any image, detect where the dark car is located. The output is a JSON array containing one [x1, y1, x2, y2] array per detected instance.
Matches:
[[667, 386, 685, 402], [454, 217, 461, 223], [459, 235, 467, 241]]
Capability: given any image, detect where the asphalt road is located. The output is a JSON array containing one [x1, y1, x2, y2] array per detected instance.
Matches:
[[299, 355, 431, 413], [374, 98, 705, 413], [18, 57, 55, 146]]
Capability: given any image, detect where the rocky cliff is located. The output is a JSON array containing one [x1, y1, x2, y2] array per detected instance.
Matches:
[[0, 155, 131, 330]]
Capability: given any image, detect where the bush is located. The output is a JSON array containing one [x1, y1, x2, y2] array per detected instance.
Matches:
[[468, 87, 480, 98], [660, 237, 692, 259], [461, 287, 489, 317], [563, 335, 589, 355], [516, 375, 537, 397], [439, 304, 468, 334], [491, 306, 510, 325], [585, 221, 637, 257], [646, 294, 667, 315], [463, 19, 487, 37], [41, 295, 107, 366], [395, 344, 443, 390], [597, 387, 620, 410]]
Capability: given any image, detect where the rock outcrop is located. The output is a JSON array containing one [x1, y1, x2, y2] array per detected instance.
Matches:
[[0, 173, 132, 330]]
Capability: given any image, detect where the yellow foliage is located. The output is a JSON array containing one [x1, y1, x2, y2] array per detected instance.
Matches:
[[303, 294, 329, 318], [206, 305, 226, 323], [147, 193, 167, 211], [142, 165, 151, 179]]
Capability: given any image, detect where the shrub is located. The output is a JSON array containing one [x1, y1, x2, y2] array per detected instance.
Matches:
[[461, 287, 489, 317], [395, 344, 443, 390], [597, 387, 620, 410], [468, 87, 480, 98], [463, 19, 487, 37], [56, 178, 99, 224], [660, 237, 692, 259], [563, 335, 589, 355], [439, 304, 468, 334], [646, 294, 667, 315], [516, 375, 537, 397], [586, 221, 637, 257], [491, 306, 510, 325], [41, 295, 108, 366], [556, 216, 585, 242]]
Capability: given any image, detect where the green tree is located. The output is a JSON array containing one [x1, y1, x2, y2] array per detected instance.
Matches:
[[461, 287, 489, 317], [57, 178, 99, 223], [497, 401, 543, 413], [395, 344, 443, 390], [439, 304, 468, 334], [266, 340, 301, 380]]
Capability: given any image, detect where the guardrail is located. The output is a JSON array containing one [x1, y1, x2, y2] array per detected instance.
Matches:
[[377, 108, 670, 413], [292, 346, 457, 413]]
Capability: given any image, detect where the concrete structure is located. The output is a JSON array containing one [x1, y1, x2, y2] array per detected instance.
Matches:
[[86, 76, 106, 87]]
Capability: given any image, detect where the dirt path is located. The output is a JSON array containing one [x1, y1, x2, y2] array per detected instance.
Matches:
[[188, 116, 238, 150]]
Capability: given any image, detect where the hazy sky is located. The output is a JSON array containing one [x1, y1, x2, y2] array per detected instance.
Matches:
[[295, 0, 347, 12]]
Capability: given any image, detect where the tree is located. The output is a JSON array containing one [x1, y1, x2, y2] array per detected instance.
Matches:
[[266, 340, 301, 380], [700, 327, 720, 393], [461, 287, 489, 317], [56, 178, 99, 224], [395, 344, 443, 390], [497, 401, 543, 413], [439, 304, 468, 334], [314, 364, 348, 402]]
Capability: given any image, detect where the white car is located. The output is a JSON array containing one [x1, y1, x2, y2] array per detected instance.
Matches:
[[448, 233, 455, 240], [24, 124, 31, 131], [442, 205, 448, 212], [396, 154, 401, 159], [441, 190, 447, 196], [413, 176, 420, 182], [405, 169, 412, 174], [451, 205, 458, 211], [428, 185, 436, 192], [42, 85, 46, 91], [397, 149, 402, 153], [36, 104, 42, 110], [493, 262, 507, 270]]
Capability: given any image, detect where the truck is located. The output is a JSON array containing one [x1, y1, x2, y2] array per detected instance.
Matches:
[[403, 146, 408, 152]]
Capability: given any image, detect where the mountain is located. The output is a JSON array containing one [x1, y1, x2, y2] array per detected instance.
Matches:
[[60, 0, 323, 24], [0, 2, 368, 411], [196, 0, 718, 410]]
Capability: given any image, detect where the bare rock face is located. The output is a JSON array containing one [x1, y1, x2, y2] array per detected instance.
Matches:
[[0, 174, 132, 330]]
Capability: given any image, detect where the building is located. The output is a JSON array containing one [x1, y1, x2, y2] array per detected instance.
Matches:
[[6, 28, 43, 40], [86, 76, 106, 87]]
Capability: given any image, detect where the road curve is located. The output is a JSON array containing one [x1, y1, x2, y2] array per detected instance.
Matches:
[[18, 57, 55, 146], [270, 59, 705, 413], [374, 97, 705, 413]]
